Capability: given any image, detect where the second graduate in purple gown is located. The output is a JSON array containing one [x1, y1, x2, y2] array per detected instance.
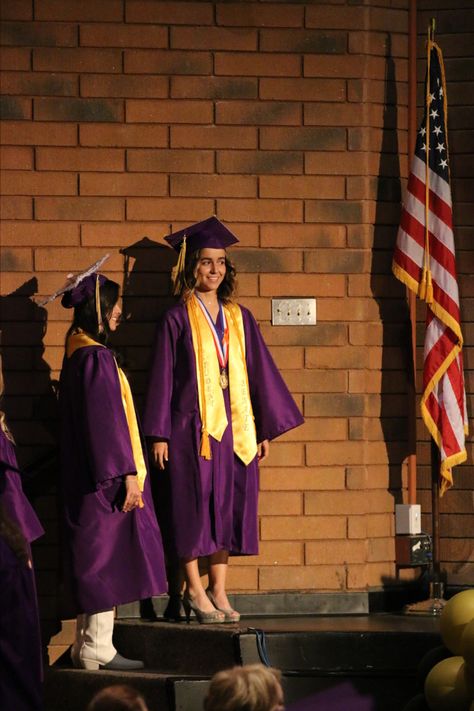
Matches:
[[0, 368, 44, 710], [59, 271, 167, 670], [143, 217, 304, 623]]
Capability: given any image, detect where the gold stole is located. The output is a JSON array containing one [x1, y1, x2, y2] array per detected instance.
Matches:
[[67, 331, 146, 504], [186, 296, 258, 466]]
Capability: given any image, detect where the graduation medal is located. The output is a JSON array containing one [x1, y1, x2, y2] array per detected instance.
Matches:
[[196, 297, 229, 389]]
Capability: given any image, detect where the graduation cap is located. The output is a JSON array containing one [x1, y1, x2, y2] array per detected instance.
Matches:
[[165, 216, 238, 294]]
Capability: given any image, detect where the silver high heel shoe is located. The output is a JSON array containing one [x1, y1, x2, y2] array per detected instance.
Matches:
[[182, 592, 225, 624], [206, 589, 240, 623]]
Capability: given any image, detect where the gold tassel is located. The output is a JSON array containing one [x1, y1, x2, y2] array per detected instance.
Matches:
[[95, 274, 102, 327], [171, 234, 187, 295], [418, 267, 428, 300], [425, 269, 434, 304], [200, 429, 212, 460]]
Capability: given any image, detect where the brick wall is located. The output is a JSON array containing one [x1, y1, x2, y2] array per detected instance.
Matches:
[[0, 0, 472, 650]]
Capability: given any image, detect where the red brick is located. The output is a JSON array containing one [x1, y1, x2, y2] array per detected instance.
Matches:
[[217, 150, 303, 175], [80, 124, 168, 148], [80, 173, 168, 197], [171, 76, 258, 100], [306, 539, 367, 565], [0, 221, 79, 246], [226, 567, 257, 591], [35, 247, 123, 273], [261, 127, 345, 151], [348, 78, 408, 105], [303, 102, 373, 127], [305, 394, 364, 419], [261, 78, 345, 101], [127, 198, 213, 222], [305, 152, 370, 176], [0, 170, 77, 196], [306, 5, 368, 30], [305, 249, 369, 273], [171, 26, 257, 51], [0, 0, 33, 20], [171, 125, 257, 150], [304, 54, 366, 79], [218, 199, 302, 223], [260, 565, 345, 591], [260, 322, 346, 347], [260, 28, 346, 53], [35, 197, 124, 221], [171, 174, 257, 198], [35, 0, 122, 22], [0, 71, 78, 96], [0, 146, 33, 169], [260, 223, 345, 248], [1, 20, 78, 47], [217, 3, 303, 28], [231, 541, 303, 567], [348, 31, 407, 58], [80, 23, 168, 48], [261, 515, 346, 541], [126, 99, 213, 124], [36, 147, 124, 171], [33, 48, 121, 72], [0, 196, 32, 219], [283, 369, 346, 394], [368, 538, 394, 563], [260, 273, 345, 297], [215, 52, 300, 77], [0, 121, 77, 146], [235, 273, 258, 296], [127, 149, 214, 174], [34, 97, 124, 122], [0, 47, 31, 69], [126, 1, 213, 25], [216, 100, 301, 126], [283, 417, 347, 443], [347, 564, 367, 590], [262, 442, 304, 468], [260, 176, 344, 199], [367, 513, 393, 538], [261, 345, 304, 370], [349, 370, 407, 395], [81, 75, 168, 99], [259, 491, 302, 516], [260, 467, 345, 492], [0, 96, 32, 120], [124, 49, 212, 75], [81, 222, 170, 247], [0, 246, 33, 270]]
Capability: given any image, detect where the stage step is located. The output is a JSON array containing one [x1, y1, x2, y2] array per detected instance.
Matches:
[[44, 615, 441, 711]]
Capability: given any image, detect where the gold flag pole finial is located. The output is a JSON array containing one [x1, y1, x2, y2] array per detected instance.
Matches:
[[429, 17, 436, 42]]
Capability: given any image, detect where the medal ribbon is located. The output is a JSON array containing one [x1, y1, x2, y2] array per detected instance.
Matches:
[[66, 331, 146, 503], [187, 296, 258, 465], [195, 296, 229, 371]]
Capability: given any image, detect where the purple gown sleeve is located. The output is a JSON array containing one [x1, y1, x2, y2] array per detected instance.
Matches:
[[143, 312, 177, 440], [0, 430, 44, 543], [80, 348, 137, 486], [242, 307, 304, 443]]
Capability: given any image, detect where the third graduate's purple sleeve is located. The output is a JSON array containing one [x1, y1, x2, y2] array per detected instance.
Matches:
[[241, 306, 304, 443]]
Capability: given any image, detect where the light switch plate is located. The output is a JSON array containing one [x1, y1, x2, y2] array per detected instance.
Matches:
[[271, 298, 316, 326]]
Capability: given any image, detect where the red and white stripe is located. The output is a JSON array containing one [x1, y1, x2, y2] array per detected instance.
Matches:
[[393, 158, 467, 493]]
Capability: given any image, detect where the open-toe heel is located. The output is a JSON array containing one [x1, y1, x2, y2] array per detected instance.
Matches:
[[206, 589, 240, 623], [183, 593, 225, 625]]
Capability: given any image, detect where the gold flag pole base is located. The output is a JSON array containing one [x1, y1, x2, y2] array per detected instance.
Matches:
[[403, 581, 446, 616]]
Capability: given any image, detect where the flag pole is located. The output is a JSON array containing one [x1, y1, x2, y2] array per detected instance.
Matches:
[[407, 0, 417, 506]]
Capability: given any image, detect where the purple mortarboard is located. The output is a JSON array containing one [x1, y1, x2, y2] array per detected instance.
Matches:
[[165, 216, 238, 294], [165, 216, 238, 254], [60, 273, 107, 309]]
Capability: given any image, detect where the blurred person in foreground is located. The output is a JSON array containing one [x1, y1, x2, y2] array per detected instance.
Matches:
[[86, 684, 149, 711], [204, 664, 284, 711]]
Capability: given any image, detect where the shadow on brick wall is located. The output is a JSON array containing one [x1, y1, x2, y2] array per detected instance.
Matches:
[[0, 277, 62, 654], [371, 39, 414, 506]]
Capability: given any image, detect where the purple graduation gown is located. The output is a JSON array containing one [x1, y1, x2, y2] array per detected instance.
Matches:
[[0, 428, 44, 711], [143, 302, 304, 559], [59, 344, 167, 615]]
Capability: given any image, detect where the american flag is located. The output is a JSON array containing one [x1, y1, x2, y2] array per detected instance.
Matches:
[[392, 39, 468, 495]]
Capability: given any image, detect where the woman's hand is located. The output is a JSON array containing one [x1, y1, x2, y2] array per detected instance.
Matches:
[[122, 475, 142, 512], [257, 439, 270, 462], [151, 441, 168, 470]]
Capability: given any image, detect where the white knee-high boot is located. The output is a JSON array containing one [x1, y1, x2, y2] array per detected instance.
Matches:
[[71, 610, 117, 670]]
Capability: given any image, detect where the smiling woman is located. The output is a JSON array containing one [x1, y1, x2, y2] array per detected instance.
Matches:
[[143, 216, 304, 625]]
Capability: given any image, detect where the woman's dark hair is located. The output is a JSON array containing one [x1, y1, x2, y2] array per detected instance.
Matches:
[[86, 684, 148, 711], [179, 250, 237, 303], [66, 279, 120, 345]]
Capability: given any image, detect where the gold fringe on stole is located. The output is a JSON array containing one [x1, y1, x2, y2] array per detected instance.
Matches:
[[171, 235, 187, 296]]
